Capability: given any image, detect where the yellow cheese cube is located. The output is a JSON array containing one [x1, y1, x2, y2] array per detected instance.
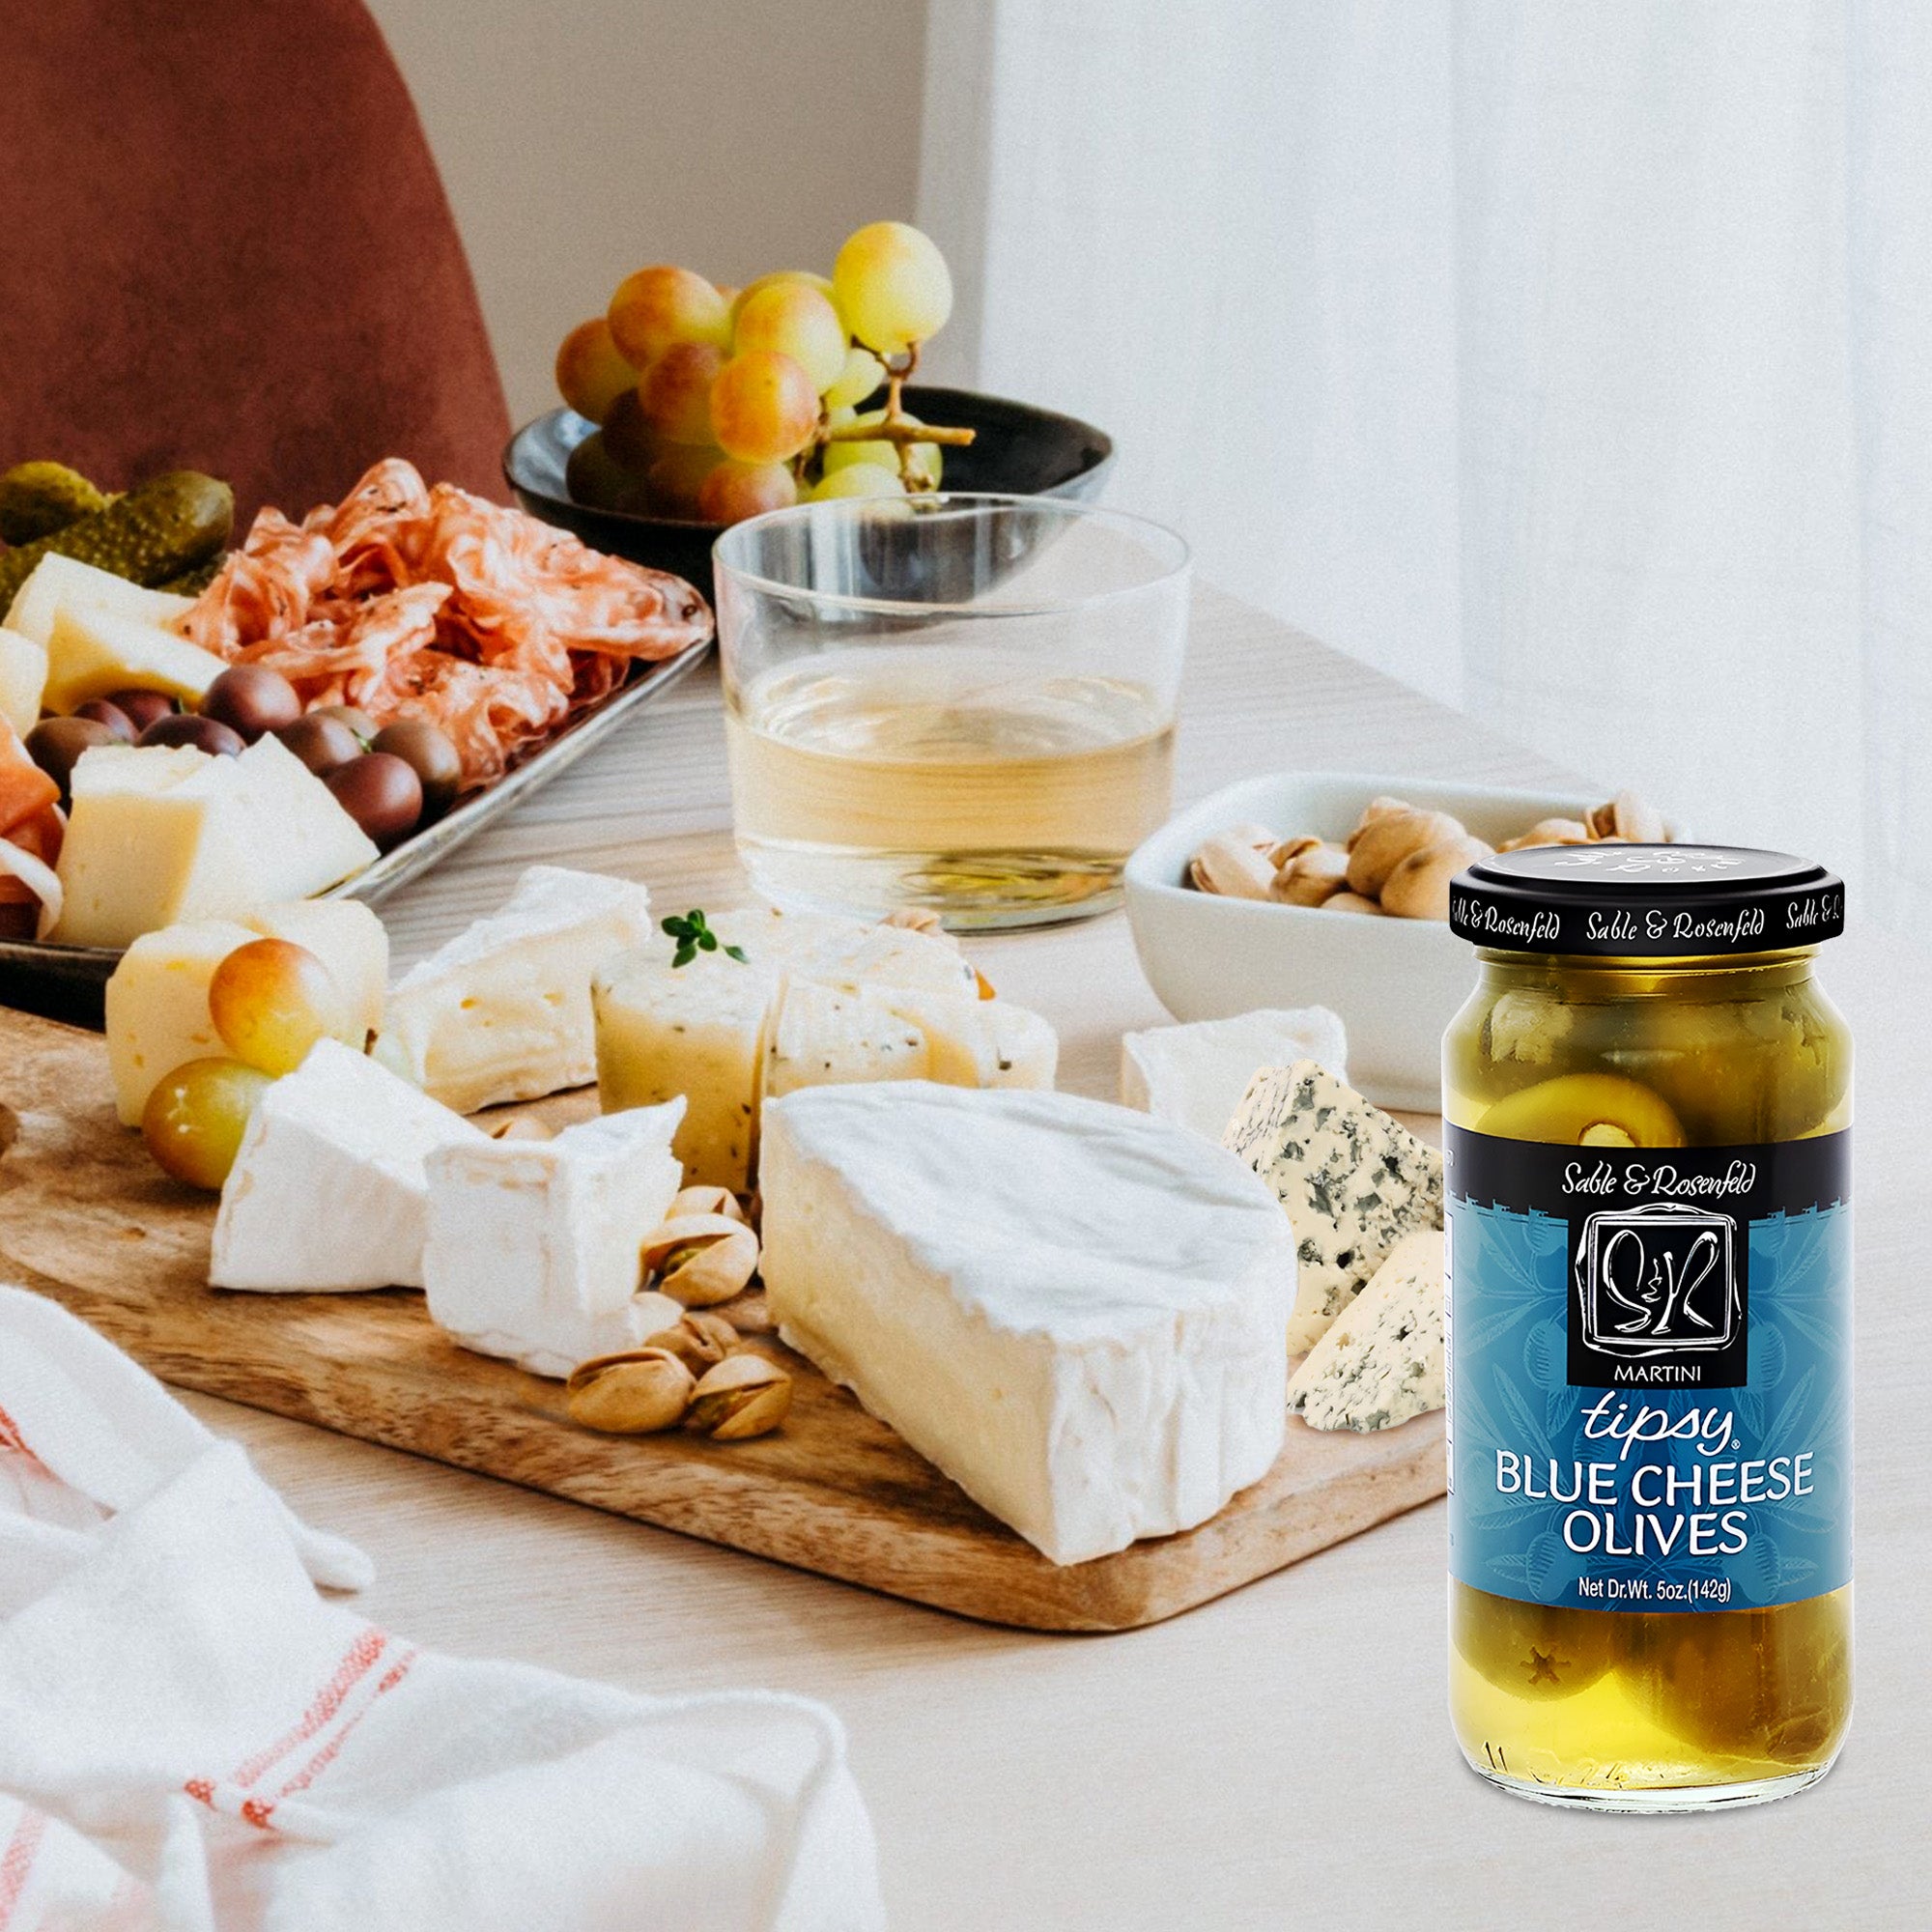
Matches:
[[3, 554, 194, 650], [0, 627, 47, 738], [43, 604, 227, 713], [102, 899, 390, 1125]]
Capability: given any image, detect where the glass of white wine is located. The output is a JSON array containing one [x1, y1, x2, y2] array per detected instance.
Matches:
[[713, 494, 1190, 929]]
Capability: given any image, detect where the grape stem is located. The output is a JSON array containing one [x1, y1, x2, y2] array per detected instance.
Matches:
[[820, 419, 977, 448]]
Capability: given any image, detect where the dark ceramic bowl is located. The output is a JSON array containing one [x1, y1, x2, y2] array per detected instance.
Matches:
[[503, 386, 1114, 601]]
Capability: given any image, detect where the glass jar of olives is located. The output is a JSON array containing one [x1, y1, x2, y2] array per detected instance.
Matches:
[[1443, 846, 1851, 1809]]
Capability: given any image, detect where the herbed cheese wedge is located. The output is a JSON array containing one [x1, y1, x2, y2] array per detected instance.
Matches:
[[763, 980, 931, 1096], [760, 1084, 1295, 1565], [423, 1103, 686, 1378], [1224, 1059, 1443, 1351], [593, 947, 780, 1194], [42, 603, 227, 712], [782, 921, 980, 999], [104, 900, 389, 1125], [51, 739, 378, 949], [211, 1039, 486, 1291], [2, 553, 194, 650], [1121, 1008, 1348, 1141], [1286, 1227, 1444, 1431], [375, 867, 654, 1113], [874, 987, 1058, 1090]]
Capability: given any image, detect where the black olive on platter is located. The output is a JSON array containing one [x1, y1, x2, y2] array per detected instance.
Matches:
[[104, 688, 177, 733], [200, 665, 301, 742], [371, 720, 463, 820], [313, 703, 379, 747], [277, 712, 365, 779], [138, 713, 246, 756], [325, 751, 424, 849], [25, 716, 118, 806], [71, 698, 135, 743]]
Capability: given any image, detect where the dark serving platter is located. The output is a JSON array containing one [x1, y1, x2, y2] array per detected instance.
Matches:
[[503, 385, 1115, 602], [0, 635, 713, 1020]]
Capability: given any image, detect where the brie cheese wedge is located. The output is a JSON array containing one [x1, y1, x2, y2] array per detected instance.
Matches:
[[211, 1039, 485, 1291], [1121, 1008, 1348, 1141], [1224, 1059, 1443, 1350], [760, 1084, 1295, 1565], [1287, 1226, 1444, 1431], [423, 1103, 687, 1378], [376, 867, 654, 1112]]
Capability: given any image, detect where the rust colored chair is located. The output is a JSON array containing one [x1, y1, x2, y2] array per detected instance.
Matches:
[[2, 0, 509, 524]]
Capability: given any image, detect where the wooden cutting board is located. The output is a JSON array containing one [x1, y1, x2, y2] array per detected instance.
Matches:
[[0, 1008, 1444, 1632]]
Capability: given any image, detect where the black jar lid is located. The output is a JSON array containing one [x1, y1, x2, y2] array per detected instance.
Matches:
[[1448, 844, 1843, 957]]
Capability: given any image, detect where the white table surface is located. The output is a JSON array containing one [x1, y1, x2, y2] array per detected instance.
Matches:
[[177, 585, 1929, 1928]]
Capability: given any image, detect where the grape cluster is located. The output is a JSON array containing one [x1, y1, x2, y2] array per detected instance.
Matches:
[[554, 221, 963, 526]]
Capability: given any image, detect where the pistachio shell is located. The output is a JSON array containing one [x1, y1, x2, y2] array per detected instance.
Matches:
[[1346, 810, 1464, 897], [1609, 789, 1664, 842], [488, 1113, 554, 1142], [641, 1213, 761, 1307], [1498, 817, 1593, 853], [686, 1353, 792, 1439], [642, 1312, 736, 1375], [1190, 833, 1277, 899], [1323, 891, 1387, 915], [566, 1347, 695, 1434], [1381, 834, 1494, 921], [1270, 842, 1350, 906], [669, 1184, 748, 1226]]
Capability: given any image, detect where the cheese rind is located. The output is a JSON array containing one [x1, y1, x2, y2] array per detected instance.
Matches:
[[760, 1084, 1295, 1565], [1223, 1059, 1443, 1350], [211, 1039, 486, 1291], [1287, 1227, 1444, 1431], [1122, 1008, 1348, 1141], [376, 867, 654, 1112], [423, 1104, 686, 1378], [104, 901, 390, 1125]]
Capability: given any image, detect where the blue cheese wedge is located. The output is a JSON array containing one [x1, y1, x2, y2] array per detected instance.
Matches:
[[1286, 1226, 1444, 1430], [760, 1084, 1294, 1565], [1223, 1059, 1443, 1350]]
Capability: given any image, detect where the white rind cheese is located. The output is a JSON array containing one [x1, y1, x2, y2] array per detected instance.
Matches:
[[375, 867, 654, 1113], [1121, 1008, 1349, 1141], [760, 1083, 1295, 1565], [1287, 1227, 1444, 1431], [1224, 1059, 1443, 1350], [423, 1104, 686, 1378], [212, 1040, 486, 1291]]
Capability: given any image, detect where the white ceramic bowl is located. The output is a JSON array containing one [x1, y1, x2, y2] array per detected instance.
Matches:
[[1124, 772, 1601, 1112]]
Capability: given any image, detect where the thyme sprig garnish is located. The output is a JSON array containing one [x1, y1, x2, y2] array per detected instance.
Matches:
[[663, 909, 748, 969]]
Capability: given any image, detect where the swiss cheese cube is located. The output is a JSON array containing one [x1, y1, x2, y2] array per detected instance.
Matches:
[[2, 554, 194, 650], [43, 604, 227, 712]]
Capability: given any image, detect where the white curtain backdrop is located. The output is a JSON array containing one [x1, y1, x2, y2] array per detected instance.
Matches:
[[919, 0, 1932, 941]]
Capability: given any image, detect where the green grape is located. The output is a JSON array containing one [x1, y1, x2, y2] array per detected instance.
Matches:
[[821, 409, 941, 489], [810, 463, 905, 500], [564, 433, 652, 514], [142, 1057, 272, 1190], [729, 270, 838, 327], [554, 318, 636, 422], [639, 343, 726, 445], [822, 346, 886, 411], [709, 350, 820, 464], [210, 938, 355, 1077], [608, 266, 731, 365], [833, 221, 952, 355], [732, 282, 847, 393], [696, 459, 799, 525]]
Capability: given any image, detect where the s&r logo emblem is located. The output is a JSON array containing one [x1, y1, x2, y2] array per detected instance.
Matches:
[[1570, 1202, 1746, 1389]]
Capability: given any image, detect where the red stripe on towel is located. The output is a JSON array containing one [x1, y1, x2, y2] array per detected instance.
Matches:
[[261, 1644, 421, 1818], [0, 1808, 46, 1926], [229, 1628, 388, 1788]]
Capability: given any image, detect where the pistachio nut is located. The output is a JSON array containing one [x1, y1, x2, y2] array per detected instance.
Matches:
[[686, 1353, 793, 1440], [642, 1309, 738, 1375], [669, 1184, 748, 1226], [1607, 789, 1664, 843], [1323, 890, 1387, 915], [1271, 841, 1350, 907], [1498, 817, 1593, 853], [879, 905, 954, 941], [1345, 809, 1464, 898], [1264, 834, 1321, 870], [488, 1113, 555, 1142], [565, 1347, 695, 1434], [1189, 833, 1277, 899], [641, 1213, 761, 1307], [1380, 834, 1494, 921]]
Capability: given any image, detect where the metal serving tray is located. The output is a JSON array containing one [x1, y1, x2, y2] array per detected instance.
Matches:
[[0, 637, 713, 1005]]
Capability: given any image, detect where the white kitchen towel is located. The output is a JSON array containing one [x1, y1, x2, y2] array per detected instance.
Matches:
[[0, 1287, 885, 1932]]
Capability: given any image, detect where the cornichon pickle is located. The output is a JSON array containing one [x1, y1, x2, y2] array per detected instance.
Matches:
[[0, 461, 112, 545], [0, 470, 233, 606]]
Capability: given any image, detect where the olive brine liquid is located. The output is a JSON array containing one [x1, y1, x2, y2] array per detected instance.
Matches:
[[1443, 951, 1852, 1806]]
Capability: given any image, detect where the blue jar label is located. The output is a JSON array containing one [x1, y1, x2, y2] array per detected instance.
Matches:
[[1446, 1127, 1851, 1612]]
